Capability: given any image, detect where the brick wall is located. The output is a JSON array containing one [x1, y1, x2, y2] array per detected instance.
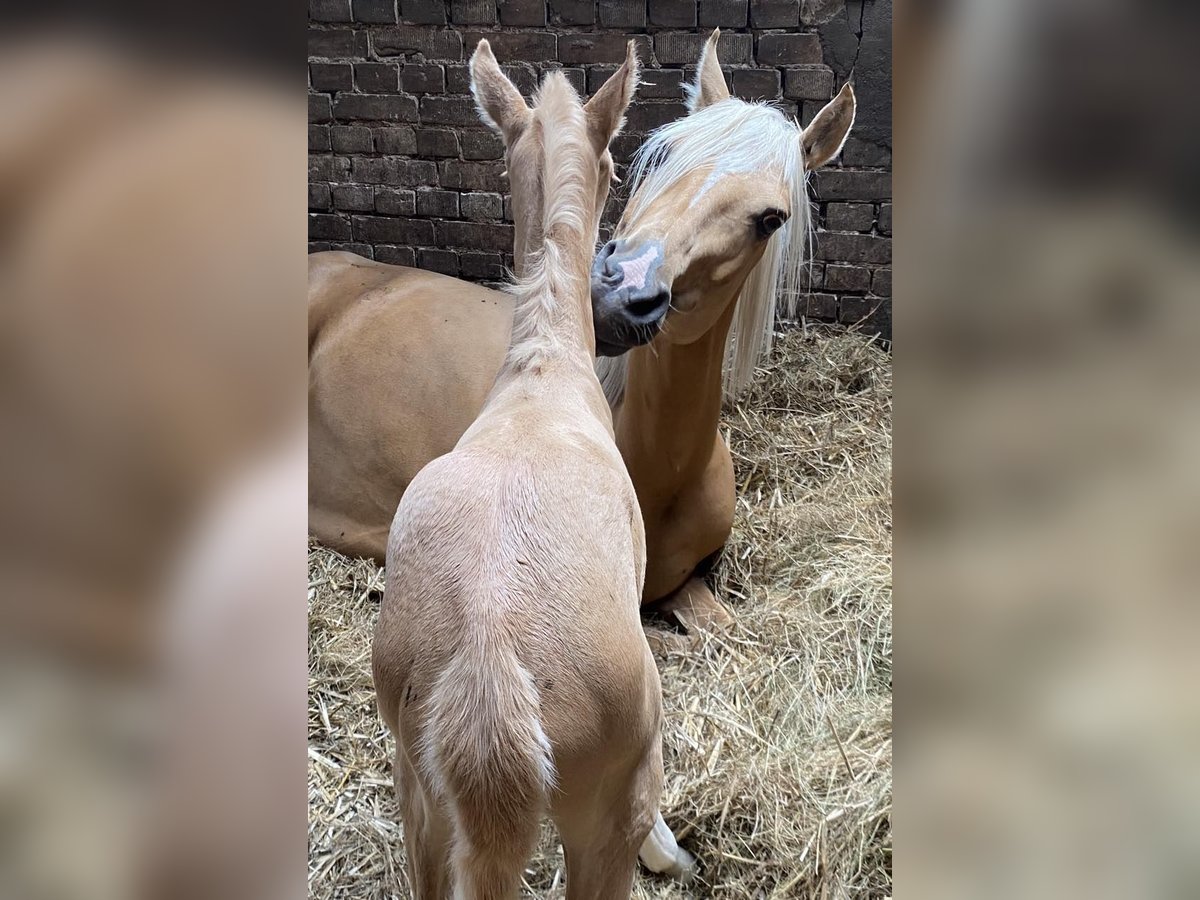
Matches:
[[309, 0, 891, 336]]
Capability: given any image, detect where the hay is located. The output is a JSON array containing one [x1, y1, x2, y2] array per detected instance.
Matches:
[[308, 324, 892, 898]]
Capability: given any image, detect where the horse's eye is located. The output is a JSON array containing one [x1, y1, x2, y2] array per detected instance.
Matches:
[[757, 210, 788, 237]]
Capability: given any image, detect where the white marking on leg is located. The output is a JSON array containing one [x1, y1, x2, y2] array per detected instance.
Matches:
[[638, 811, 695, 880]]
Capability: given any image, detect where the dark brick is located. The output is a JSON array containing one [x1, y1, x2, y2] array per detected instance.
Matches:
[[373, 125, 417, 154], [838, 296, 881, 324], [626, 101, 687, 133], [416, 128, 460, 157], [400, 63, 445, 93], [800, 99, 823, 127], [635, 68, 685, 99], [309, 124, 331, 152], [812, 170, 891, 200], [586, 66, 616, 93], [311, 63, 353, 91], [461, 192, 503, 221], [309, 183, 332, 210], [374, 26, 463, 59], [399, 0, 446, 23], [389, 158, 440, 187], [731, 69, 781, 102], [459, 251, 506, 279], [649, 0, 696, 26], [311, 0, 352, 23], [309, 154, 350, 181], [419, 248, 460, 275], [331, 125, 373, 153], [462, 31, 557, 63], [420, 94, 483, 126], [334, 93, 418, 122], [309, 93, 332, 123], [800, 0, 846, 25], [309, 242, 332, 254], [599, 0, 646, 27], [823, 263, 871, 292], [877, 203, 891, 235], [548, 0, 595, 25], [804, 292, 837, 319], [750, 0, 799, 27], [310, 213, 351, 240], [355, 63, 399, 92], [353, 215, 436, 244], [375, 188, 417, 215], [445, 63, 537, 95], [826, 202, 874, 232], [333, 184, 376, 212], [842, 137, 891, 167], [798, 261, 825, 292], [500, 0, 548, 25], [757, 33, 822, 66], [452, 0, 497, 23], [783, 66, 834, 100], [699, 0, 747, 26], [655, 32, 751, 65], [814, 232, 890, 264], [437, 220, 515, 252], [375, 245, 417, 265], [609, 132, 641, 166], [350, 157, 438, 186], [439, 159, 507, 190], [561, 33, 652, 65], [353, 0, 397, 23], [871, 267, 891, 297], [416, 189, 460, 217], [308, 27, 368, 59], [329, 242, 374, 257], [461, 130, 504, 159]]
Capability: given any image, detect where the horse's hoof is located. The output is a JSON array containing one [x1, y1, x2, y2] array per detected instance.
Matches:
[[667, 846, 697, 883]]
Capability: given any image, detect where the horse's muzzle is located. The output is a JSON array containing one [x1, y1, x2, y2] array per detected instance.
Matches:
[[590, 239, 670, 357]]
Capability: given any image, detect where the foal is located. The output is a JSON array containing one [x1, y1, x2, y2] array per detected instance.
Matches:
[[372, 42, 693, 899]]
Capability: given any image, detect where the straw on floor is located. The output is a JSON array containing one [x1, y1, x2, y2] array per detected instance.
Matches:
[[308, 323, 892, 898]]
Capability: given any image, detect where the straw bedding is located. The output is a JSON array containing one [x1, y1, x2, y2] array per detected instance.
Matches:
[[308, 323, 892, 898]]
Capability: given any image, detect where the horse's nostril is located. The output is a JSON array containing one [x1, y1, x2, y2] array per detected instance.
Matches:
[[626, 292, 669, 321]]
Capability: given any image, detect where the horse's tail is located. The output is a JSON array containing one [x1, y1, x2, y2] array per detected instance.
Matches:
[[422, 641, 554, 899]]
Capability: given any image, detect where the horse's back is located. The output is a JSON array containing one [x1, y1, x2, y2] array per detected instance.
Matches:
[[307, 254, 514, 561], [380, 440, 653, 759]]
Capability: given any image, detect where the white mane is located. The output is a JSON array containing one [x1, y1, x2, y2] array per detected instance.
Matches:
[[596, 99, 813, 405]]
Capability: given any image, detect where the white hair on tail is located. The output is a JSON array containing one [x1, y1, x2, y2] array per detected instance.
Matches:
[[617, 98, 813, 402]]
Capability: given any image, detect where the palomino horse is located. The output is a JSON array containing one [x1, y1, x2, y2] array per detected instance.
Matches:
[[372, 41, 693, 898], [309, 30, 855, 628]]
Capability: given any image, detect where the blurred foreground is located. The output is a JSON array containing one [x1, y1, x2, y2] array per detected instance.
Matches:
[[0, 20, 305, 900], [899, 1, 1200, 898]]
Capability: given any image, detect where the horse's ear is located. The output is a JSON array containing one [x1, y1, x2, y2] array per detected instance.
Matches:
[[469, 39, 530, 143], [584, 40, 640, 152], [686, 29, 730, 112], [801, 82, 856, 170]]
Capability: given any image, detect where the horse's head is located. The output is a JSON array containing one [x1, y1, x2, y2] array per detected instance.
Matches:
[[592, 30, 856, 367], [470, 39, 639, 273]]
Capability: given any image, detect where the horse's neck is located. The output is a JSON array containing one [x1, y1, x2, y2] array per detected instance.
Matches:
[[617, 300, 737, 488]]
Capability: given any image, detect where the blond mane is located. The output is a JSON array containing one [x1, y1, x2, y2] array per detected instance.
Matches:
[[504, 73, 595, 371], [597, 99, 813, 405]]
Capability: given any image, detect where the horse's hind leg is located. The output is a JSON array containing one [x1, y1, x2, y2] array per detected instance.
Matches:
[[394, 751, 452, 899], [557, 742, 693, 899]]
